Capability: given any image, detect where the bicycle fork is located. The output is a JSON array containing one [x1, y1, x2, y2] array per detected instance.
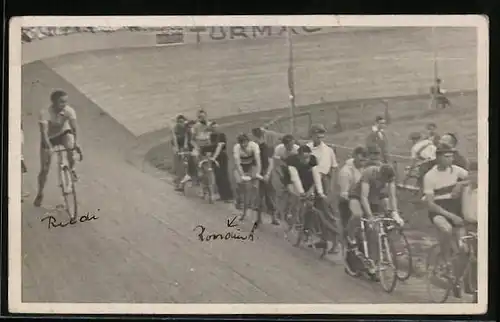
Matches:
[[359, 221, 376, 274]]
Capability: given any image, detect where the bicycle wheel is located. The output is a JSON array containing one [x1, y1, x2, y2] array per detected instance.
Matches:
[[425, 245, 452, 303], [463, 258, 478, 302], [342, 227, 363, 277], [60, 166, 77, 220], [207, 170, 215, 204], [378, 234, 398, 293], [389, 228, 413, 281]]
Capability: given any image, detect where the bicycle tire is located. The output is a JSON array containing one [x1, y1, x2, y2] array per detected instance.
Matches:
[[60, 166, 77, 220], [389, 228, 413, 281], [425, 244, 452, 303], [463, 257, 478, 302], [207, 170, 215, 204], [342, 226, 363, 277], [378, 234, 398, 293]]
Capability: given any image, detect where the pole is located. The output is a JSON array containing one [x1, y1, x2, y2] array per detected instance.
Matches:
[[432, 26, 439, 81], [286, 27, 296, 135]]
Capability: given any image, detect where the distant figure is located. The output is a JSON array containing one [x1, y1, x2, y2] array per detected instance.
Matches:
[[425, 122, 441, 146], [429, 78, 451, 109], [366, 116, 389, 163]]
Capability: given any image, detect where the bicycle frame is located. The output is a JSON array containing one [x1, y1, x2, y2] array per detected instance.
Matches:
[[358, 213, 397, 270], [198, 153, 219, 203]]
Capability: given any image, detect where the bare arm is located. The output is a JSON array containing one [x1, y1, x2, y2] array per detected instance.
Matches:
[[338, 167, 351, 200], [68, 118, 78, 146], [39, 122, 51, 150], [288, 166, 305, 194], [312, 166, 325, 196], [233, 145, 244, 176], [360, 182, 373, 218], [212, 142, 224, 159], [254, 144, 262, 176], [388, 181, 398, 212]]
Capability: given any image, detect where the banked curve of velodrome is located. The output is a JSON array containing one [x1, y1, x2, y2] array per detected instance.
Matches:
[[18, 27, 477, 305]]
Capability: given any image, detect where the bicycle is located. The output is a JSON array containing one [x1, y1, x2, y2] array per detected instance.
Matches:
[[425, 228, 478, 303], [176, 150, 194, 195], [287, 193, 341, 259], [53, 145, 82, 220], [198, 153, 219, 204], [239, 172, 261, 222], [342, 211, 399, 293]]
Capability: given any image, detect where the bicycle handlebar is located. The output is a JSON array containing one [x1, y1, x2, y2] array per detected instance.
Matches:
[[52, 146, 83, 161]]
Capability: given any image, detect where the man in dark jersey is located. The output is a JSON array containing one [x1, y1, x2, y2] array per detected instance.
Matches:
[[207, 121, 233, 202], [283, 145, 336, 252]]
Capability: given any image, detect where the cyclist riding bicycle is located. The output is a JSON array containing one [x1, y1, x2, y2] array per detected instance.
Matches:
[[283, 145, 335, 251], [191, 109, 213, 180], [338, 146, 368, 244], [347, 163, 404, 252], [423, 144, 471, 274], [34, 90, 81, 207], [233, 133, 263, 210]]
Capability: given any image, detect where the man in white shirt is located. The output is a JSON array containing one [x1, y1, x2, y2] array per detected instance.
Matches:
[[410, 132, 437, 162], [306, 124, 338, 197]]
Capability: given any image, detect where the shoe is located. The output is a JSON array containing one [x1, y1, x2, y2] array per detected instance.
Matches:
[[271, 217, 280, 225], [326, 241, 339, 254], [70, 169, 79, 182], [180, 175, 191, 184], [33, 194, 43, 207]]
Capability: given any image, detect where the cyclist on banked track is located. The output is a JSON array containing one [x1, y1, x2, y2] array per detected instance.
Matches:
[[233, 133, 263, 210], [34, 90, 81, 207], [283, 145, 337, 252], [347, 163, 404, 253], [423, 143, 474, 297]]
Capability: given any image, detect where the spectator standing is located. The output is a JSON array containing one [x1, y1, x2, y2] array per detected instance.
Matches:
[[366, 116, 389, 163], [252, 127, 279, 225], [306, 124, 338, 197], [208, 121, 233, 203], [425, 122, 440, 146]]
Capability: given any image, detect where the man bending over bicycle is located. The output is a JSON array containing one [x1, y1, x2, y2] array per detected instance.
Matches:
[[423, 144, 471, 293], [347, 164, 404, 257], [283, 145, 335, 251], [34, 90, 81, 207], [233, 133, 262, 210]]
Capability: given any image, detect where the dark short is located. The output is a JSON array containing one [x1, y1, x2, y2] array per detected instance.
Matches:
[[199, 145, 216, 156], [41, 129, 74, 149], [21, 159, 27, 173], [428, 198, 463, 227]]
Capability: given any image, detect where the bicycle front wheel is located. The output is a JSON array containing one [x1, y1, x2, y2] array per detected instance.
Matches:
[[425, 245, 452, 303], [60, 166, 78, 220], [378, 234, 398, 293], [389, 228, 413, 281]]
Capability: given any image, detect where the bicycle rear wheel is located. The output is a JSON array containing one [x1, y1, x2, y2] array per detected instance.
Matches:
[[342, 227, 363, 277], [425, 245, 452, 303], [60, 166, 77, 220], [389, 228, 413, 281], [378, 234, 398, 293], [463, 258, 478, 302]]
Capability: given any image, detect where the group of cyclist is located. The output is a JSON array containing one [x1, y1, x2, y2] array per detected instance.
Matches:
[[172, 110, 478, 284], [28, 90, 478, 289]]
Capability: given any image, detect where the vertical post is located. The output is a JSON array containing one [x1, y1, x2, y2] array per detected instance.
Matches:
[[286, 27, 296, 135], [432, 26, 439, 81]]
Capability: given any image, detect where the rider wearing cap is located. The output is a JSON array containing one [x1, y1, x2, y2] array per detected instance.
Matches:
[[233, 133, 262, 210]]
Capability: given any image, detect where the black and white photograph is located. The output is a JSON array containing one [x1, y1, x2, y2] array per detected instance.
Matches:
[[8, 15, 488, 315]]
